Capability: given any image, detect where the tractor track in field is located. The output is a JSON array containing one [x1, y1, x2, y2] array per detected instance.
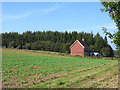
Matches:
[[2, 49, 118, 88], [27, 62, 118, 88], [5, 63, 112, 88], [3, 67, 93, 88], [2, 64, 100, 88], [2, 62, 113, 88]]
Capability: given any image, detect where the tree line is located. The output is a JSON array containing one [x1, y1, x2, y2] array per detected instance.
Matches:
[[1, 31, 114, 57]]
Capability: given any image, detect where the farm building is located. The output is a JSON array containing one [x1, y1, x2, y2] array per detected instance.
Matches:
[[70, 39, 90, 57]]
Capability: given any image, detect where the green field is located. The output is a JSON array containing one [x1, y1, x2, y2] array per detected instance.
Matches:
[[2, 49, 118, 88]]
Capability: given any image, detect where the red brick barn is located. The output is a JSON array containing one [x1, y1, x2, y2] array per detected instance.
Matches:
[[70, 39, 90, 57]]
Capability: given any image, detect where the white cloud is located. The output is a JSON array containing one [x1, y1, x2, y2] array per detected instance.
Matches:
[[39, 4, 62, 15], [3, 12, 34, 20], [84, 24, 117, 31], [66, 23, 117, 33], [3, 3, 62, 21], [104, 24, 117, 30]]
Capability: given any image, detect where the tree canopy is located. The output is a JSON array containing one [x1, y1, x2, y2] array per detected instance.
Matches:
[[1, 31, 114, 57], [101, 1, 120, 49]]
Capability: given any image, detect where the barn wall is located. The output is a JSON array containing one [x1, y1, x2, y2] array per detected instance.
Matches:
[[70, 41, 84, 57]]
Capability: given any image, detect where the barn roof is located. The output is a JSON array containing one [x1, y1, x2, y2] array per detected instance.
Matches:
[[80, 40, 88, 47], [70, 40, 88, 48]]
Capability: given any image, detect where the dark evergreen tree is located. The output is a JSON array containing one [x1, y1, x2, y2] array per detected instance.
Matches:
[[1, 30, 114, 56]]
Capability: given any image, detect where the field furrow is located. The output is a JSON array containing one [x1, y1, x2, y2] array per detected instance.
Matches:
[[2, 49, 118, 88]]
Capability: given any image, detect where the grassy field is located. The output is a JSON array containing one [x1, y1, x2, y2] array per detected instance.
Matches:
[[2, 48, 118, 88]]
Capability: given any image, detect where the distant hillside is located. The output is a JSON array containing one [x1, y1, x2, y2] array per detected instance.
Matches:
[[1, 31, 114, 57]]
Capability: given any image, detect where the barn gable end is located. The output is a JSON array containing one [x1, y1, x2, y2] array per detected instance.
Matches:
[[70, 40, 90, 57], [70, 40, 84, 49]]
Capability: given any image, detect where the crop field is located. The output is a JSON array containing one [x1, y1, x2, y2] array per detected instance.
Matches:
[[2, 48, 118, 88]]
